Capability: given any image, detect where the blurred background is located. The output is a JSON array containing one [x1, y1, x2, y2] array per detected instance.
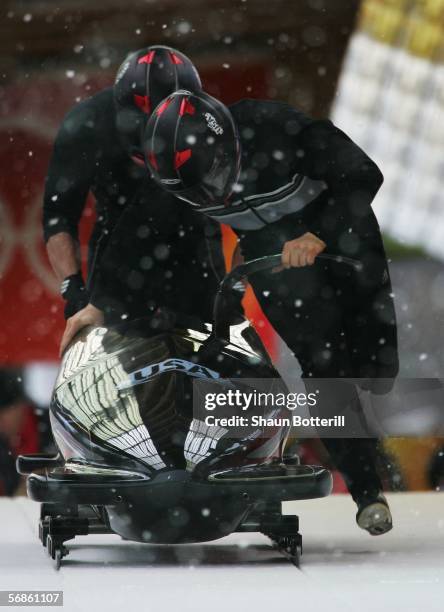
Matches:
[[0, 0, 443, 495]]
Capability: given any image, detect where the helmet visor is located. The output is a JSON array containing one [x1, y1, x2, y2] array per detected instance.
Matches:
[[176, 142, 240, 208]]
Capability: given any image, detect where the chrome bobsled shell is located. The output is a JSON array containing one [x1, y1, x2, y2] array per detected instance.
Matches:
[[50, 317, 290, 479]]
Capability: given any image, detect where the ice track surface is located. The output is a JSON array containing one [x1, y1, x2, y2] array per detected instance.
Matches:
[[0, 492, 443, 612]]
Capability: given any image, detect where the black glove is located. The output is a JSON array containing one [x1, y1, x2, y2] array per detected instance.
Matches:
[[60, 272, 89, 319]]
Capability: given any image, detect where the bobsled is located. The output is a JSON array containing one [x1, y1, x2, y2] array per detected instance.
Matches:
[[16, 255, 360, 569]]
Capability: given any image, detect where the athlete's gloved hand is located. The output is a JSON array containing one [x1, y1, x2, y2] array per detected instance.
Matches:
[[60, 273, 89, 320]]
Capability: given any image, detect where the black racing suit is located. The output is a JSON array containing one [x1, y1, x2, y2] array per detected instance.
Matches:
[[89, 185, 226, 326], [42, 87, 226, 319], [199, 99, 399, 503]]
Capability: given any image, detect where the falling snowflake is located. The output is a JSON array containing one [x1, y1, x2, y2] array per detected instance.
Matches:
[[177, 21, 192, 34]]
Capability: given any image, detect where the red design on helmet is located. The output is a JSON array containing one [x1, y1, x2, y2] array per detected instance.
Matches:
[[156, 98, 173, 116], [174, 149, 192, 169], [179, 98, 195, 116], [133, 95, 151, 114], [170, 52, 183, 65], [138, 51, 156, 64]]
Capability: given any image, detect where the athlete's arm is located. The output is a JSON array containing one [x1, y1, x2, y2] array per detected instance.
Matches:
[[43, 102, 94, 262], [298, 119, 384, 219], [46, 232, 81, 282], [276, 119, 383, 267], [43, 101, 96, 317]]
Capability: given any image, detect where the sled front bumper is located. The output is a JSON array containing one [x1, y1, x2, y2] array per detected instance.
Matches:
[[25, 462, 332, 544], [26, 463, 332, 506]]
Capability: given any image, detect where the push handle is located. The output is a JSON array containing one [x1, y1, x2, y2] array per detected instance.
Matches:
[[16, 453, 63, 475], [212, 253, 363, 340]]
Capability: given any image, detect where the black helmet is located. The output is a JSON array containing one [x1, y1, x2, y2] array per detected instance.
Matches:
[[114, 46, 202, 162], [143, 90, 241, 208]]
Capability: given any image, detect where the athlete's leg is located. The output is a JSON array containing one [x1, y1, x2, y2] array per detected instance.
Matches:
[[249, 262, 384, 503]]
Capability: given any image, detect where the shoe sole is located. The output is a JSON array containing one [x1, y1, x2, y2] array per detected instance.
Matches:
[[357, 502, 393, 536]]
